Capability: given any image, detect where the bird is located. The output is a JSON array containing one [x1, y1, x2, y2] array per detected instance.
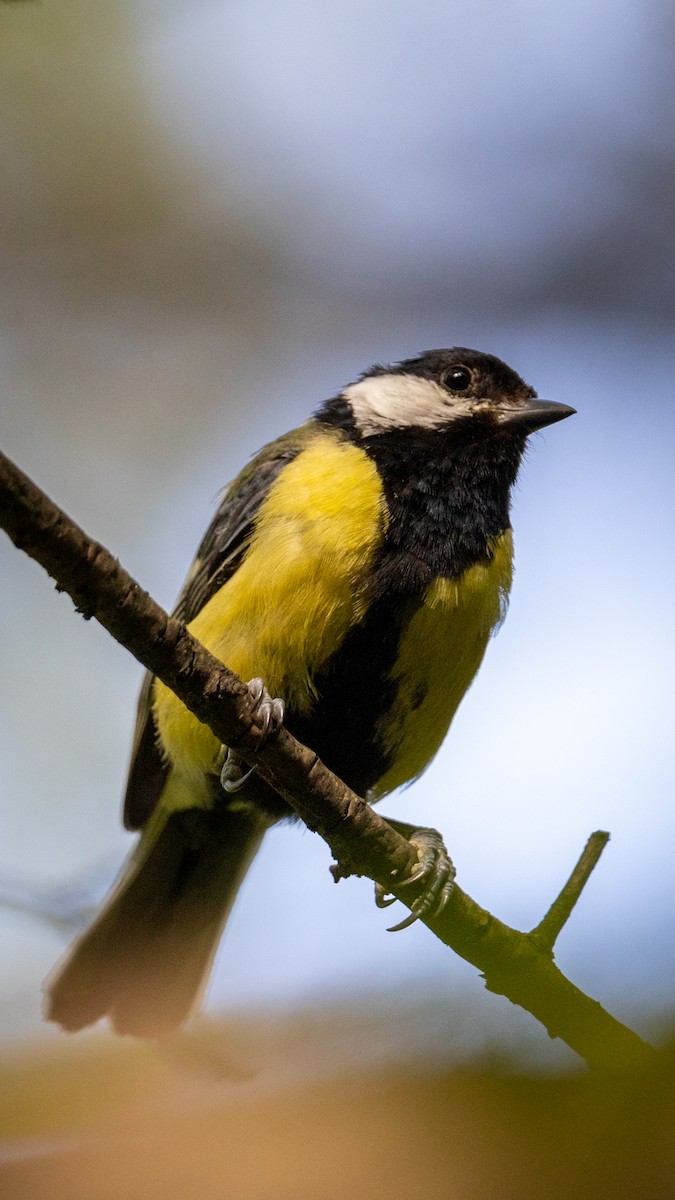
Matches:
[[45, 347, 574, 1037]]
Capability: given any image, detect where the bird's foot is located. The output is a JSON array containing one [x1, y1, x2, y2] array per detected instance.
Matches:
[[374, 821, 456, 931], [220, 678, 285, 794]]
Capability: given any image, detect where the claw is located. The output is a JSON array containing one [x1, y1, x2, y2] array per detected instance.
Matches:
[[246, 678, 285, 743], [386, 909, 423, 933], [257, 696, 285, 741], [220, 753, 256, 793], [219, 678, 285, 794], [373, 825, 456, 932]]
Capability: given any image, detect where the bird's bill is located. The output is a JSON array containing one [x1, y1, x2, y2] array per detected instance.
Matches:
[[496, 398, 576, 432]]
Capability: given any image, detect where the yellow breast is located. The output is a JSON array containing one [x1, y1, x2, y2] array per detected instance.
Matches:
[[153, 429, 387, 779], [371, 529, 514, 797]]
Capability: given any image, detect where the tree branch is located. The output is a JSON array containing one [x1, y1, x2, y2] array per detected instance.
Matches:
[[529, 830, 611, 954], [0, 447, 656, 1070]]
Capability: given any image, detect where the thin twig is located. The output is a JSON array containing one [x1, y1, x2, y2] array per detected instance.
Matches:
[[529, 831, 611, 954]]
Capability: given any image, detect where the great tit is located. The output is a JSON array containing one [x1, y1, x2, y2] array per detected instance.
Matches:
[[46, 347, 574, 1037]]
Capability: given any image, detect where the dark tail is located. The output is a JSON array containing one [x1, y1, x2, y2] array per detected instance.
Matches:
[[45, 803, 267, 1037]]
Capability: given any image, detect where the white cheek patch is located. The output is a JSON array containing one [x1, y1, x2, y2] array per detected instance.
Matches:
[[344, 373, 474, 434]]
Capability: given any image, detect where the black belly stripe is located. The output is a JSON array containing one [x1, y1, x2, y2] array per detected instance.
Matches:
[[287, 589, 418, 797]]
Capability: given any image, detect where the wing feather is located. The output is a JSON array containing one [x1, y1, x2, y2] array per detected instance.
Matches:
[[123, 425, 312, 829]]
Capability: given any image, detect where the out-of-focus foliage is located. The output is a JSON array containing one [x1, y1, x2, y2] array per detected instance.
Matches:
[[0, 1010, 673, 1199]]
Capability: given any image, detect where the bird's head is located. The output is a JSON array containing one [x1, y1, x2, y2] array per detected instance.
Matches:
[[323, 348, 575, 441]]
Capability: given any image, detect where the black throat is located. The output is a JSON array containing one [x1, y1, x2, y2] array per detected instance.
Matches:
[[359, 422, 524, 593]]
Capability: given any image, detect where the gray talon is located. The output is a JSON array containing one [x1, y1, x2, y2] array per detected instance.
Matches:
[[248, 678, 285, 743], [374, 886, 398, 909], [220, 752, 256, 793], [373, 824, 456, 932], [220, 678, 285, 795]]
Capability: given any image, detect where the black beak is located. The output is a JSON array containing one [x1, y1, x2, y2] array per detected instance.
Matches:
[[497, 398, 576, 433]]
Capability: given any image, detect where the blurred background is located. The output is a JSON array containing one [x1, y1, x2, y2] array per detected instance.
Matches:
[[1, 0, 675, 1095]]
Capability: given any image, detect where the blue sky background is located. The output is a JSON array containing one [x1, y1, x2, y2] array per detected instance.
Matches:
[[1, 0, 674, 1056]]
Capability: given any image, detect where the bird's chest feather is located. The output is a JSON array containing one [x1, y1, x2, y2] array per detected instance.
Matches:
[[371, 529, 513, 796], [335, 433, 517, 796]]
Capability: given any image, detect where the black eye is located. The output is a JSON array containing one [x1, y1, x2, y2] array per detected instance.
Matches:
[[442, 365, 472, 392]]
